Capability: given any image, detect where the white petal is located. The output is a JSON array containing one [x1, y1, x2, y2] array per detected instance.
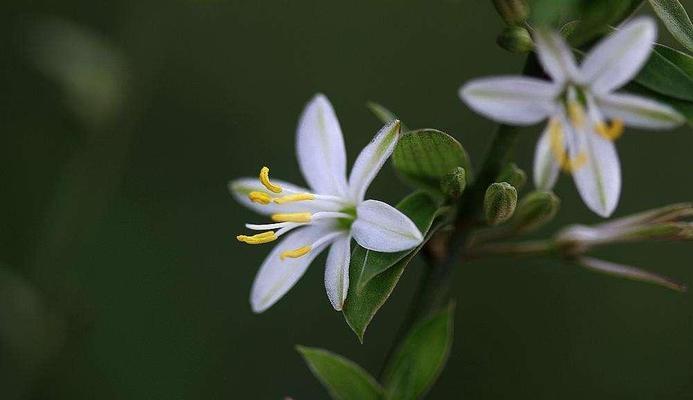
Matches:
[[250, 224, 336, 313], [324, 234, 351, 311], [581, 17, 656, 93], [228, 178, 340, 215], [596, 92, 685, 129], [296, 94, 349, 196], [460, 77, 559, 125], [565, 115, 621, 218], [533, 123, 561, 190], [352, 200, 423, 252], [348, 120, 400, 202], [533, 29, 580, 83]]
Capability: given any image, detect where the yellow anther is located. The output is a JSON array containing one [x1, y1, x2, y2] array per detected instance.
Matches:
[[548, 118, 588, 172], [259, 166, 282, 193], [280, 245, 312, 260], [567, 101, 586, 128], [248, 191, 272, 205], [273, 193, 316, 204], [271, 212, 312, 223], [236, 231, 277, 244], [595, 119, 624, 141]]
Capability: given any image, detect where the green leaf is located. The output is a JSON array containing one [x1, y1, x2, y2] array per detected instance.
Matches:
[[297, 346, 383, 400], [635, 43, 693, 101], [566, 0, 643, 46], [392, 129, 472, 192], [382, 304, 455, 400], [343, 192, 445, 342], [367, 102, 409, 132], [648, 0, 693, 53]]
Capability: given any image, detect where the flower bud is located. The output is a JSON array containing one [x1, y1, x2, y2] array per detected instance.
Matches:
[[484, 182, 517, 225], [496, 162, 527, 190], [440, 167, 467, 199], [497, 26, 534, 54], [512, 190, 560, 233], [493, 0, 529, 26]]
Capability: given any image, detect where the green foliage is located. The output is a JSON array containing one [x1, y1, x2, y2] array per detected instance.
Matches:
[[381, 304, 455, 400], [636, 43, 693, 101], [296, 346, 383, 400], [343, 192, 445, 342], [648, 0, 693, 53], [567, 0, 643, 46], [392, 129, 472, 193]]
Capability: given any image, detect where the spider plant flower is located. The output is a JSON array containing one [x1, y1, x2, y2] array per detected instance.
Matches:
[[460, 17, 685, 217], [229, 95, 423, 313]]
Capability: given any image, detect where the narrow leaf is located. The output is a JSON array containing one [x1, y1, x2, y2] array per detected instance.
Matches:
[[392, 129, 472, 192], [367, 102, 409, 132], [648, 0, 693, 53], [382, 304, 455, 400], [297, 346, 383, 400], [576, 257, 686, 291], [636, 43, 693, 101], [343, 192, 445, 342]]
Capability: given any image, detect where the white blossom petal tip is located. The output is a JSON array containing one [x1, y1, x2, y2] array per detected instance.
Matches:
[[348, 119, 401, 202], [352, 200, 423, 252]]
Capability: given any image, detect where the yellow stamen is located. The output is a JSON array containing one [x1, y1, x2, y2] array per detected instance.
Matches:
[[595, 119, 624, 141], [236, 231, 277, 244], [248, 191, 272, 205], [259, 166, 282, 193], [567, 101, 586, 128], [548, 118, 588, 172], [271, 212, 312, 223], [280, 245, 312, 260], [273, 193, 316, 204]]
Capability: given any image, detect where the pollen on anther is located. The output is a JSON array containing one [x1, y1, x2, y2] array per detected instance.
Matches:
[[248, 191, 272, 205], [259, 167, 282, 193], [236, 231, 277, 244], [273, 193, 315, 204], [271, 212, 312, 223], [595, 119, 624, 141], [280, 245, 311, 260]]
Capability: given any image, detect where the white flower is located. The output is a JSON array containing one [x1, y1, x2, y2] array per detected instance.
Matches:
[[460, 17, 685, 217], [229, 94, 423, 313]]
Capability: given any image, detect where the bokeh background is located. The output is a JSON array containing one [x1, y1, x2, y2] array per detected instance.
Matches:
[[2, 1, 693, 398]]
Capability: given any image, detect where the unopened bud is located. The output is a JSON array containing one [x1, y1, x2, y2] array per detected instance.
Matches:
[[440, 167, 467, 199], [512, 190, 560, 232], [497, 162, 527, 190], [497, 26, 534, 54], [484, 182, 517, 225], [493, 0, 529, 26]]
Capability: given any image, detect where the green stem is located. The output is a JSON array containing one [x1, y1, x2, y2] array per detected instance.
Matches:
[[378, 53, 541, 380]]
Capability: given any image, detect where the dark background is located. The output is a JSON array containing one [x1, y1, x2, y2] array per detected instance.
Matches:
[[2, 1, 693, 399]]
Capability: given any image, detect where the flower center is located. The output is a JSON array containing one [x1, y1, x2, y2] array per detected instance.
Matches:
[[236, 166, 354, 261], [549, 86, 625, 172]]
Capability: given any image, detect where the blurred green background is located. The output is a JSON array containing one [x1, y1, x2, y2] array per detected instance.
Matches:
[[2, 0, 693, 398]]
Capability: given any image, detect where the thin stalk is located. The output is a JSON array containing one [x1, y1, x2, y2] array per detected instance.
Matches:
[[378, 54, 543, 380]]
